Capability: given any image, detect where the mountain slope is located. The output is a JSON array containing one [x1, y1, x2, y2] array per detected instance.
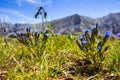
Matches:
[[52, 13, 120, 35], [97, 13, 120, 34], [0, 12, 120, 35], [52, 14, 95, 34]]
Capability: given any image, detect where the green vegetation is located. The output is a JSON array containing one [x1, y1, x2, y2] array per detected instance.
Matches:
[[75, 23, 110, 73], [0, 33, 120, 80]]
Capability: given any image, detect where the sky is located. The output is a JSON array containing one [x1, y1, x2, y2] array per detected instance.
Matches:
[[0, 0, 120, 24]]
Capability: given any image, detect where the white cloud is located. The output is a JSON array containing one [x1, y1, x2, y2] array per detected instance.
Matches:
[[0, 8, 39, 23], [0, 8, 33, 20], [25, 0, 37, 3], [15, 0, 52, 6]]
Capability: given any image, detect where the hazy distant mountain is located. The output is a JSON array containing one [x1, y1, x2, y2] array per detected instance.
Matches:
[[52, 14, 95, 34], [97, 13, 120, 34], [52, 13, 120, 35], [0, 12, 120, 35], [0, 23, 30, 35]]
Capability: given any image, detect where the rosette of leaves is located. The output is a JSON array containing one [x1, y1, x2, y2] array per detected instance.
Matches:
[[8, 26, 51, 57], [76, 23, 110, 68]]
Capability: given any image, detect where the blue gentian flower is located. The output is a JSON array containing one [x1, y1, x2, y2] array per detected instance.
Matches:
[[81, 40, 88, 44], [34, 30, 40, 35], [117, 33, 120, 37], [26, 26, 31, 32], [92, 28, 96, 32], [13, 34, 17, 38], [105, 31, 111, 37], [79, 34, 84, 39], [18, 32, 23, 37], [98, 45, 102, 51], [20, 32, 23, 35], [83, 29, 89, 34], [44, 33, 50, 37]]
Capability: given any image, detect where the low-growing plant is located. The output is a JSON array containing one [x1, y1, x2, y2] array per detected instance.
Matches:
[[75, 23, 110, 68], [8, 7, 52, 57], [10, 27, 50, 57]]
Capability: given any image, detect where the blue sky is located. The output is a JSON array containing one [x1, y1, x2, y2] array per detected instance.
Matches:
[[0, 0, 120, 24]]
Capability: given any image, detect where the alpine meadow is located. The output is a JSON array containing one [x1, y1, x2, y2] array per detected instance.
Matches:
[[0, 1, 120, 80]]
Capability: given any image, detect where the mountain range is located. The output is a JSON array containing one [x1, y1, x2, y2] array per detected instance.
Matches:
[[0, 12, 120, 36]]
